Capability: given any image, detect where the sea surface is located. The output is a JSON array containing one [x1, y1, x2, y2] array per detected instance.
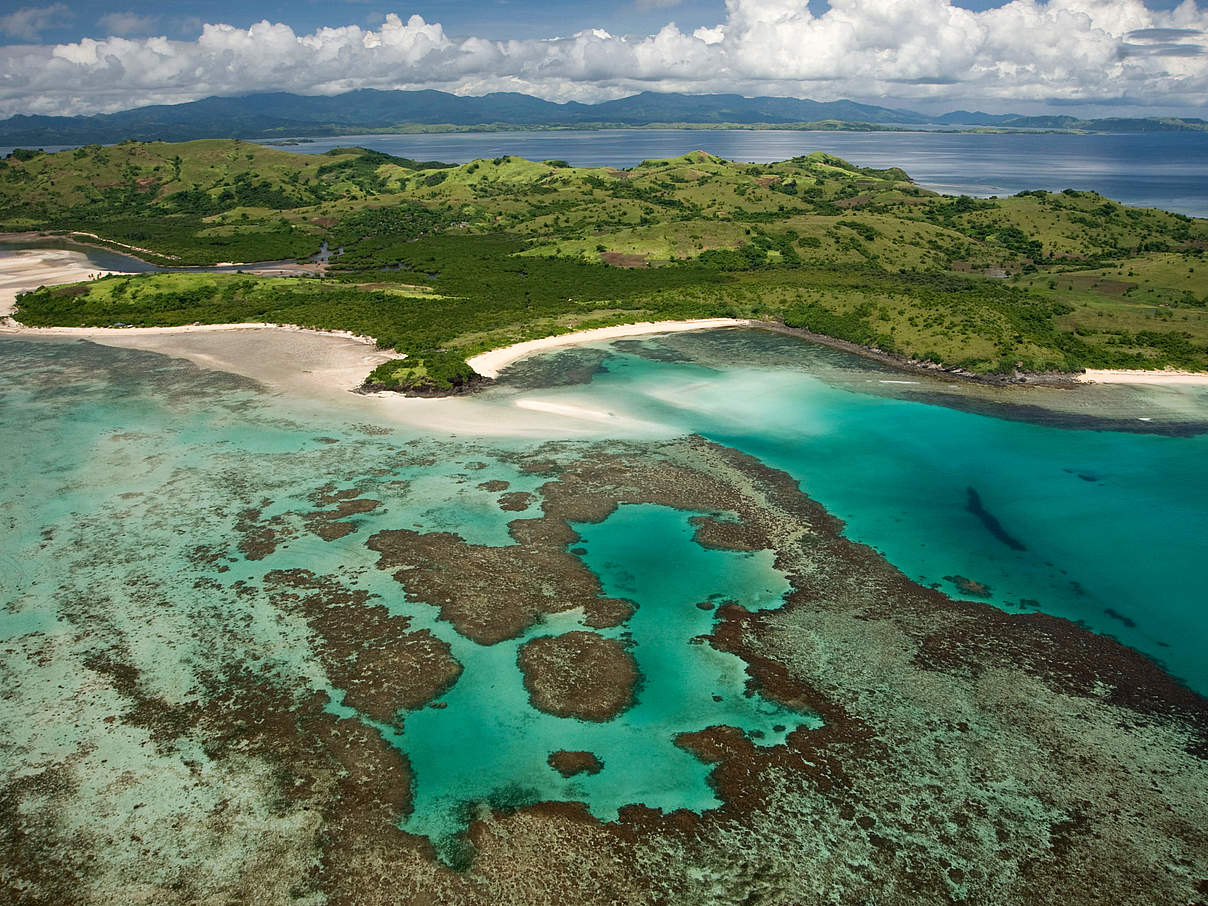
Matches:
[[1, 328, 1206, 858], [279, 129, 1208, 217]]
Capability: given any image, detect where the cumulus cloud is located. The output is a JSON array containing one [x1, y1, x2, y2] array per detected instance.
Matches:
[[1, 1, 1207, 117], [0, 4, 70, 42]]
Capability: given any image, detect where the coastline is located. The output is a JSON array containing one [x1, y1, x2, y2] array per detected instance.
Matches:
[[3, 249, 1206, 392], [0, 230, 325, 276], [0, 248, 122, 316]]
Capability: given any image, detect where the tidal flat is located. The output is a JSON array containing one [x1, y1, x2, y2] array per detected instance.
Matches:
[[1, 331, 1206, 905]]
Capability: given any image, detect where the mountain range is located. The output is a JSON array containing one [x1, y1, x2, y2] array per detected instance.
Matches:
[[1, 90, 1205, 146]]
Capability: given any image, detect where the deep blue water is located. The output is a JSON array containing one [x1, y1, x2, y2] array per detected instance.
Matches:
[[280, 129, 1208, 217]]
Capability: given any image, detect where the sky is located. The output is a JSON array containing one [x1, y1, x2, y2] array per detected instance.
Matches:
[[0, 0, 1206, 119]]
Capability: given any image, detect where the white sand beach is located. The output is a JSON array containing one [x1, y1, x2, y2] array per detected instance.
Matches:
[[0, 249, 121, 317], [1079, 369, 1208, 386], [466, 318, 755, 377]]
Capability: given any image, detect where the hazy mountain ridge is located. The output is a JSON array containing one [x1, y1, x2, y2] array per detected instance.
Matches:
[[2, 90, 1205, 146]]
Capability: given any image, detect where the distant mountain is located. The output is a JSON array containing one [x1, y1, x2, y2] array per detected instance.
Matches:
[[0, 89, 1203, 146]]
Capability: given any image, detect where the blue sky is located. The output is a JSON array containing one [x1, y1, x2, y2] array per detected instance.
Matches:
[[1, 1, 1205, 117], [6, 0, 1192, 43]]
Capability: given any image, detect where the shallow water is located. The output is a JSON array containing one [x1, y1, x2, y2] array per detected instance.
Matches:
[[494, 329, 1208, 692], [397, 503, 808, 862], [1, 330, 1206, 862]]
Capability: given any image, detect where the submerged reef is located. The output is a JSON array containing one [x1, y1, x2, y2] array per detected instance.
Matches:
[[517, 631, 639, 722], [2, 432, 1206, 906], [548, 750, 605, 777]]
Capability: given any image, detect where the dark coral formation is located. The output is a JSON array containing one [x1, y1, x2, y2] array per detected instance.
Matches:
[[548, 750, 604, 777], [303, 497, 381, 541], [518, 632, 638, 722], [264, 569, 462, 723], [4, 436, 1206, 906], [233, 501, 294, 560], [497, 491, 534, 512], [366, 526, 635, 645], [944, 574, 993, 597]]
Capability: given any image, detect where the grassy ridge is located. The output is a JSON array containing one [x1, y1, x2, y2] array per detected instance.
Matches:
[[6, 140, 1207, 390]]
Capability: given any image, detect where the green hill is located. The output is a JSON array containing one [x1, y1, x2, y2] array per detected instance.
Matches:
[[6, 140, 1207, 390]]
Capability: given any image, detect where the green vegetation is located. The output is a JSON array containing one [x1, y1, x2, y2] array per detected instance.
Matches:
[[364, 351, 478, 394], [6, 140, 1207, 391]]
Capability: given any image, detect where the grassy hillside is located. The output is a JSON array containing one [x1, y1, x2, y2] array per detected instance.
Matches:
[[6, 140, 1207, 390]]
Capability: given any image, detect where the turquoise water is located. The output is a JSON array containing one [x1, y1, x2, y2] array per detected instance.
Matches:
[[397, 504, 809, 862], [2, 331, 1207, 862], [496, 330, 1208, 692]]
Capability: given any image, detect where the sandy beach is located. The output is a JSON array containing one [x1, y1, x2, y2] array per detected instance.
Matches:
[[1079, 369, 1208, 386], [466, 318, 755, 377], [0, 248, 121, 317]]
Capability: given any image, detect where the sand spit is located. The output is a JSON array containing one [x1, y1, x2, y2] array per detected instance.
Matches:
[[1079, 369, 1208, 386], [466, 318, 755, 377]]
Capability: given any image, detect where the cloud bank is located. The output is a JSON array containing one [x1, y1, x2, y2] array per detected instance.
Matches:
[[1, 0, 1206, 117]]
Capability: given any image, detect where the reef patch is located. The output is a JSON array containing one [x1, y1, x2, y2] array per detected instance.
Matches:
[[517, 631, 639, 722]]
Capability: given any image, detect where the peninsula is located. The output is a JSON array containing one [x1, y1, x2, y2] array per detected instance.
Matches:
[[2, 140, 1206, 393]]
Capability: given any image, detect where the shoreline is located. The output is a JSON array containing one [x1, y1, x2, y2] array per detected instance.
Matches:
[[1078, 368, 1208, 387], [465, 319, 757, 377], [466, 319, 1097, 388], [0, 230, 325, 277], [0, 320, 378, 344], [0, 247, 123, 316], [7, 312, 1208, 392]]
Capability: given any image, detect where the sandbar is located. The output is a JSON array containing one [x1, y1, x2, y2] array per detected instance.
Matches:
[[1078, 369, 1208, 386]]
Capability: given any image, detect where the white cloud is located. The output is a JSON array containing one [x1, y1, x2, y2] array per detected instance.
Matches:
[[98, 12, 157, 37], [1, 2, 1206, 117], [0, 4, 70, 42]]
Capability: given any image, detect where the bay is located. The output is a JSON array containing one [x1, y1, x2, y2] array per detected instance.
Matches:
[[283, 129, 1208, 217]]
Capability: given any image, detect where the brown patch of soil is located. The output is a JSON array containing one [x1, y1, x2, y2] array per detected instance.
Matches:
[[600, 252, 649, 268], [1066, 275, 1136, 295]]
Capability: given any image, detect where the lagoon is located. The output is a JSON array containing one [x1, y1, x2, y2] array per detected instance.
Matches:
[[1, 326, 1206, 866]]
